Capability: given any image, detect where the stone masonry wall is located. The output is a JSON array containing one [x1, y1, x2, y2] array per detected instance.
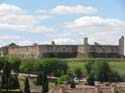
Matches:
[[38, 45, 78, 58], [7, 45, 39, 59]]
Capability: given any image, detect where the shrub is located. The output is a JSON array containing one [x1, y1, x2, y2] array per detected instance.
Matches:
[[85, 59, 113, 85], [57, 75, 70, 85], [74, 67, 82, 80], [19, 60, 35, 74]]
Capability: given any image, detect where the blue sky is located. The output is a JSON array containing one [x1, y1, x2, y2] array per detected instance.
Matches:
[[0, 0, 125, 46]]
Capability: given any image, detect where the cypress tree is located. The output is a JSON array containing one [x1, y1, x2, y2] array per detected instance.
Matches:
[[1, 62, 11, 89], [11, 74, 20, 89], [24, 77, 30, 93], [42, 67, 49, 93], [42, 74, 49, 93], [36, 72, 43, 85], [0, 61, 21, 93]]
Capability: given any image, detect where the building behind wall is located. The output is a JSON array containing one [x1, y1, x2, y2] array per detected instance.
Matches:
[[0, 36, 124, 59]]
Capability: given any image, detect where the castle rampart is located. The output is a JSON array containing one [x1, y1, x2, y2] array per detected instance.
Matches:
[[0, 36, 124, 59]]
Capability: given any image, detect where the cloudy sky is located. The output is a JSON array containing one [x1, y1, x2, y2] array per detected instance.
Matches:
[[0, 0, 125, 46]]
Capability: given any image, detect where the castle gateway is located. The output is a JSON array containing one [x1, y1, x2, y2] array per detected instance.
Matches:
[[0, 36, 124, 59]]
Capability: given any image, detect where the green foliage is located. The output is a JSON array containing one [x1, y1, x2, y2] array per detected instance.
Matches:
[[10, 74, 20, 89], [42, 71, 49, 93], [1, 62, 11, 89], [19, 59, 35, 74], [74, 67, 83, 80], [7, 57, 21, 72], [70, 79, 76, 88], [57, 75, 70, 85], [85, 60, 94, 75], [8, 42, 18, 47], [0, 57, 21, 73], [0, 57, 7, 70], [92, 60, 111, 82], [42, 80, 49, 93], [34, 58, 68, 77], [36, 72, 43, 85], [1, 62, 20, 90], [24, 77, 30, 93], [87, 72, 95, 85], [85, 59, 112, 85]]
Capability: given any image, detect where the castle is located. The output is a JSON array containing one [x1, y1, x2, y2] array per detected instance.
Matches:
[[0, 36, 124, 59]]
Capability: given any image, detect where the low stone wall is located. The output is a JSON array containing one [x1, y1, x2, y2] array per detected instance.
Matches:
[[51, 82, 125, 93]]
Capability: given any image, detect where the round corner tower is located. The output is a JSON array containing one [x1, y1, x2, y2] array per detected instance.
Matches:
[[119, 36, 124, 57]]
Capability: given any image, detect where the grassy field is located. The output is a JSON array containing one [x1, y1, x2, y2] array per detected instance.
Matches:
[[109, 62, 125, 79], [63, 58, 125, 78]]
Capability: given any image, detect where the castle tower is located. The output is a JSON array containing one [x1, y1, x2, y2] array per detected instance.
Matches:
[[51, 41, 55, 45], [119, 36, 124, 57], [83, 37, 89, 57], [84, 37, 88, 45], [33, 43, 40, 59]]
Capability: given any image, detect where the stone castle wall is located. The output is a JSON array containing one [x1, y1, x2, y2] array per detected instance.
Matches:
[[7, 45, 39, 59], [6, 45, 78, 59], [1, 36, 124, 59], [37, 45, 78, 58], [88, 45, 120, 58]]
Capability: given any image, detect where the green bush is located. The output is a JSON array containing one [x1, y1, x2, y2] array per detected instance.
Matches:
[[19, 59, 35, 74], [34, 58, 68, 77], [74, 67, 83, 80], [85, 59, 113, 85], [0, 57, 21, 72], [7, 57, 21, 72], [57, 75, 70, 85]]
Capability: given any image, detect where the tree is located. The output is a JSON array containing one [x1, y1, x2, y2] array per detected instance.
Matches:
[[1, 62, 20, 90], [8, 42, 18, 47], [87, 72, 95, 85], [1, 62, 11, 89], [42, 69, 49, 93], [0, 57, 6, 70], [92, 60, 111, 82], [9, 74, 20, 89], [85, 59, 112, 85], [7, 57, 21, 73], [74, 67, 83, 81], [34, 58, 68, 77], [19, 59, 35, 76], [35, 58, 68, 85], [34, 58, 68, 93], [24, 77, 30, 93], [36, 72, 43, 85], [85, 60, 94, 75]]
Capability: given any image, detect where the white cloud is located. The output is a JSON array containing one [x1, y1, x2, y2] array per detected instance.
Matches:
[[0, 24, 55, 33], [35, 5, 97, 14], [0, 3, 25, 16], [50, 38, 76, 45], [0, 3, 55, 33], [0, 14, 51, 25], [67, 16, 125, 29], [32, 26, 55, 33], [17, 40, 33, 46], [0, 35, 20, 40], [66, 16, 125, 45]]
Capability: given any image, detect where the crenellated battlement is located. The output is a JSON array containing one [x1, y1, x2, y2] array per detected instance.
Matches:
[[0, 36, 124, 59]]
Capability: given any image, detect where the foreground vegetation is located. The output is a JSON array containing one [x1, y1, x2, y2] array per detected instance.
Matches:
[[0, 57, 125, 93]]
